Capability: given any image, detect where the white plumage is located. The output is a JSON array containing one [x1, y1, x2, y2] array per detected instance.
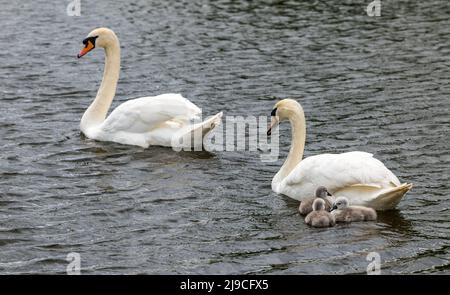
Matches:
[[268, 99, 412, 210], [85, 93, 221, 148], [78, 28, 222, 149]]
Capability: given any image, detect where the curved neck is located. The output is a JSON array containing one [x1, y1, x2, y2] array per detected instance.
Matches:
[[273, 107, 306, 187], [81, 39, 120, 131]]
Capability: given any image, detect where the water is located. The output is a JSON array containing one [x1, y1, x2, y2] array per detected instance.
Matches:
[[0, 0, 449, 274]]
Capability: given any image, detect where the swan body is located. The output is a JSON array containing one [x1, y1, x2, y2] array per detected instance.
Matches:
[[268, 99, 412, 210], [77, 28, 222, 149]]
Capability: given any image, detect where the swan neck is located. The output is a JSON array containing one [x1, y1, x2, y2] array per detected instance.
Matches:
[[81, 38, 120, 130], [274, 108, 306, 186]]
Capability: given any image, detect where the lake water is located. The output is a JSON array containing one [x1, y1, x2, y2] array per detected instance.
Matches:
[[0, 0, 449, 274]]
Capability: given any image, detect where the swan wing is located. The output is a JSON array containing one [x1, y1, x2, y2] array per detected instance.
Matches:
[[280, 151, 401, 202], [100, 93, 201, 134]]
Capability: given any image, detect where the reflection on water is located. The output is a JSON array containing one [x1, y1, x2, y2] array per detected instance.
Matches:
[[0, 0, 449, 274], [377, 210, 413, 233]]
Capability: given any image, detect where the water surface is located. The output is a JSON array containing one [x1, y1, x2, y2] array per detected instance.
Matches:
[[0, 0, 449, 274]]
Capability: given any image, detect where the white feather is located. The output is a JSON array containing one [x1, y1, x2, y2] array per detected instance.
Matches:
[[270, 99, 411, 210], [78, 28, 222, 149]]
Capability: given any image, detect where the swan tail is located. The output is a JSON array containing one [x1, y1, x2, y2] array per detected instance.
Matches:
[[198, 112, 223, 138], [172, 112, 223, 150], [368, 183, 412, 211]]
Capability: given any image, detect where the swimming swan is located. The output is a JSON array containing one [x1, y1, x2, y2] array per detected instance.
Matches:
[[77, 28, 222, 149], [267, 99, 412, 210]]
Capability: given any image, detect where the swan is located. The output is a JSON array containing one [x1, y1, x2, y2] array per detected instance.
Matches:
[[331, 196, 377, 222], [298, 186, 334, 216], [76, 28, 222, 149], [304, 199, 336, 228], [267, 99, 412, 210]]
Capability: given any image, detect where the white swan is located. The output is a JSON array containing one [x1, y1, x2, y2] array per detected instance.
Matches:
[[267, 99, 412, 210], [77, 28, 222, 149]]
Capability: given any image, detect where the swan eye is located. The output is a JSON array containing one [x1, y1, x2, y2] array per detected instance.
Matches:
[[83, 36, 98, 46], [270, 108, 277, 117]]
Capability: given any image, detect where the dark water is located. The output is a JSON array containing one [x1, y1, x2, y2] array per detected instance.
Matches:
[[0, 0, 449, 274]]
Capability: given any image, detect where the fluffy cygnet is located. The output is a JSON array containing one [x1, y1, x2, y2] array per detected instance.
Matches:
[[299, 186, 334, 216], [331, 196, 377, 222], [305, 198, 336, 228]]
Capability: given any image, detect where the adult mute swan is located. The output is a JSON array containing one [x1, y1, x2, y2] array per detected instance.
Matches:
[[77, 28, 222, 149], [267, 99, 412, 210]]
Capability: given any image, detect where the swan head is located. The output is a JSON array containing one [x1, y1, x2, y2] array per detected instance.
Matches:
[[312, 198, 326, 211], [77, 28, 118, 58], [267, 99, 303, 135], [315, 186, 332, 199], [331, 196, 349, 211]]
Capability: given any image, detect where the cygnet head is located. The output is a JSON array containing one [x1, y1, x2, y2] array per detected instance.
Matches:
[[312, 198, 326, 211], [315, 186, 332, 199], [331, 196, 349, 211], [77, 27, 119, 58]]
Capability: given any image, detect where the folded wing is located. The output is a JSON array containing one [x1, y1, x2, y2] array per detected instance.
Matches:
[[100, 93, 201, 134], [280, 151, 401, 201]]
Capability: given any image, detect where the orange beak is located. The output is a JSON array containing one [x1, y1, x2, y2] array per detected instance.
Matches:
[[77, 40, 95, 58]]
